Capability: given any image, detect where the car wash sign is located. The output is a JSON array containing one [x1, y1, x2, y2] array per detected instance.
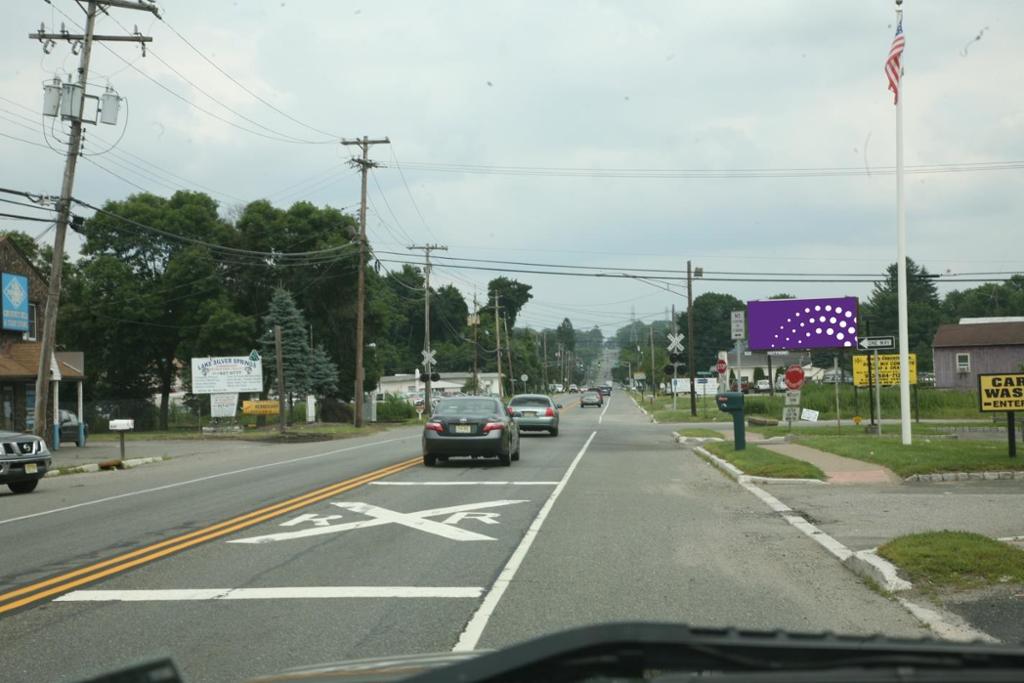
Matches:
[[191, 351, 263, 394], [2, 273, 29, 332], [978, 373, 1024, 413]]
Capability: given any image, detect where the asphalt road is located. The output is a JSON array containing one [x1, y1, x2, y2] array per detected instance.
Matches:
[[0, 392, 927, 683]]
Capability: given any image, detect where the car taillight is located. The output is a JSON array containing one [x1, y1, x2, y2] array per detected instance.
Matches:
[[483, 422, 504, 433], [545, 407, 554, 417], [425, 422, 443, 432]]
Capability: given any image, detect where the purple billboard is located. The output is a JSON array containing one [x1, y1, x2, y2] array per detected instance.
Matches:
[[747, 297, 859, 351]]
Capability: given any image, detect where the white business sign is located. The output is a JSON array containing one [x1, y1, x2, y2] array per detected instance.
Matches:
[[191, 352, 263, 394], [210, 393, 239, 418], [800, 408, 820, 422]]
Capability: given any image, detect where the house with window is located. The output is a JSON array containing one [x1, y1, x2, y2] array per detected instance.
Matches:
[[932, 318, 1024, 390], [0, 236, 86, 446]]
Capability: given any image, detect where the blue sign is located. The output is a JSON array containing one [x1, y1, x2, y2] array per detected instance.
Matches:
[[2, 273, 29, 332]]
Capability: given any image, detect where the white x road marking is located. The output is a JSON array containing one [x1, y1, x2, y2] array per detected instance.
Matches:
[[227, 500, 529, 544]]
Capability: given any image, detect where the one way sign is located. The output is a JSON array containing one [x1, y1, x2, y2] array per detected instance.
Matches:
[[666, 333, 684, 353], [859, 336, 895, 351]]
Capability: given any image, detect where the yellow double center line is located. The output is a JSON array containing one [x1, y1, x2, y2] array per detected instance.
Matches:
[[0, 456, 420, 615]]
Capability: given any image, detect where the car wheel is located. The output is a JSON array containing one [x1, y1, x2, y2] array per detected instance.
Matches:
[[8, 479, 39, 494], [423, 453, 437, 467], [550, 426, 559, 436], [498, 450, 511, 467]]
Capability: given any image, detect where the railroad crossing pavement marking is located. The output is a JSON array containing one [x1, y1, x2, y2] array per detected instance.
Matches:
[[54, 586, 484, 602], [369, 481, 558, 486], [227, 499, 530, 544]]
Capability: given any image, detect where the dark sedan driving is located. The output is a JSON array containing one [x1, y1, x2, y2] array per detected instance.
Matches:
[[422, 396, 520, 467]]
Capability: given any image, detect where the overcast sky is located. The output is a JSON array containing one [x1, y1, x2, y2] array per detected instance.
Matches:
[[2, 1, 1021, 336]]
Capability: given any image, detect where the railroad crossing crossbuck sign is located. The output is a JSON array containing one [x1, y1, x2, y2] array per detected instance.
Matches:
[[666, 333, 685, 354], [421, 349, 437, 366]]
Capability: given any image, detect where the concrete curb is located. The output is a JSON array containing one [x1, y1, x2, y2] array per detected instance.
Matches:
[[687, 440, 908, 593], [680, 435, 999, 642], [678, 433, 823, 486], [44, 456, 166, 477], [906, 471, 1024, 483]]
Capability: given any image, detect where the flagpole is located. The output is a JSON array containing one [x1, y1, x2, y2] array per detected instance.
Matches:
[[895, 0, 912, 445]]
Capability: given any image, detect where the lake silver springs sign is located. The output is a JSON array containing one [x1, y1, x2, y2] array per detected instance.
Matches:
[[191, 351, 264, 394]]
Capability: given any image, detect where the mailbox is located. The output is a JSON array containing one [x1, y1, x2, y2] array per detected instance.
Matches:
[[716, 392, 745, 413], [715, 392, 746, 450], [109, 419, 134, 462]]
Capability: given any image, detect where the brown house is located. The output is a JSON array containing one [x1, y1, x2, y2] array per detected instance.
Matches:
[[932, 319, 1024, 390], [0, 236, 85, 446]]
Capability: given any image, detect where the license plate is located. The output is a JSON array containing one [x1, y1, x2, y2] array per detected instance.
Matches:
[[24, 463, 38, 474], [454, 425, 472, 434]]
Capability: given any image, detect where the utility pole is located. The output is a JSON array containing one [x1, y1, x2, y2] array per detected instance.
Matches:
[[503, 316, 514, 396], [408, 244, 447, 416], [493, 293, 503, 399], [341, 135, 390, 427], [275, 325, 286, 433], [687, 261, 701, 417], [542, 333, 548, 391], [470, 293, 480, 395], [649, 325, 656, 402], [30, 1, 156, 443]]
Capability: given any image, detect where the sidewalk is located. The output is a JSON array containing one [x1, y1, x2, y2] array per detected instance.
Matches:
[[759, 442, 901, 485], [46, 438, 279, 474]]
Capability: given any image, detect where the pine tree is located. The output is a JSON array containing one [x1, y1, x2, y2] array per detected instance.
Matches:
[[308, 344, 339, 399], [261, 288, 312, 399]]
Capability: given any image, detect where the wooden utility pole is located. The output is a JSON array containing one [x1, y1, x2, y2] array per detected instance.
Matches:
[[341, 136, 389, 427], [408, 244, 446, 416], [275, 325, 286, 433], [470, 293, 480, 395], [30, 1, 156, 442], [649, 325, 656, 401], [542, 332, 548, 391], [503, 316, 514, 395], [493, 293, 503, 398], [687, 260, 699, 416]]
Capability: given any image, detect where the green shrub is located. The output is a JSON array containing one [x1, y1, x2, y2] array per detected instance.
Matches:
[[377, 394, 416, 422]]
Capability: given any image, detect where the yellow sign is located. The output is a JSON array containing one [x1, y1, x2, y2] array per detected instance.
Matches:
[[242, 400, 280, 415], [978, 373, 1024, 413], [853, 353, 917, 387]]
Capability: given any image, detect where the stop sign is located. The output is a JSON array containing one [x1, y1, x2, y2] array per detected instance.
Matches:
[[784, 364, 805, 390], [715, 359, 727, 374]]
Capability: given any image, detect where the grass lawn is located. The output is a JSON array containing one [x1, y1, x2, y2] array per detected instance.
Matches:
[[702, 441, 826, 480], [792, 433, 1023, 477], [878, 531, 1024, 590], [654, 409, 729, 423], [88, 419, 419, 442], [677, 428, 726, 439]]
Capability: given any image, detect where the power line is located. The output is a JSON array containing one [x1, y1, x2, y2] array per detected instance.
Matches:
[[0, 131, 50, 150], [393, 159, 1024, 180], [0, 212, 58, 223], [156, 14, 342, 140]]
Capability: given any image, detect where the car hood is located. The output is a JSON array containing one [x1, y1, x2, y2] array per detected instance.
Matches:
[[0, 430, 37, 439], [251, 651, 483, 682]]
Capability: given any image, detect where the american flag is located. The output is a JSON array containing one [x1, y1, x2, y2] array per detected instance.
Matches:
[[885, 21, 905, 105]]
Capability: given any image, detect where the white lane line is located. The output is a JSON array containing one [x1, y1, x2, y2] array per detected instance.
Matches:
[[452, 430, 598, 652], [55, 586, 483, 601], [370, 481, 559, 486], [598, 396, 612, 424], [0, 436, 417, 527]]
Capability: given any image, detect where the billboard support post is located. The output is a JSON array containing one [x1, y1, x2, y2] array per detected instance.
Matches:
[[873, 350, 882, 434], [834, 355, 841, 434], [1009, 413, 1017, 459]]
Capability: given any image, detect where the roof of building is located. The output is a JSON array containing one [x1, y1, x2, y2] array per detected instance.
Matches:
[[933, 321, 1024, 349], [0, 342, 84, 380]]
